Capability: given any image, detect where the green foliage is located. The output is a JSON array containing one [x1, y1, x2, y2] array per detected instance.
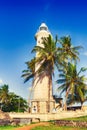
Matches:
[[22, 35, 60, 83], [58, 36, 82, 63], [0, 84, 28, 112], [22, 58, 36, 83], [57, 63, 87, 107], [22, 34, 85, 110], [22, 35, 81, 83]]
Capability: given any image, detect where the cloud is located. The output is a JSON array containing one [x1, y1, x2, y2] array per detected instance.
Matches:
[[0, 79, 3, 85], [83, 52, 87, 56]]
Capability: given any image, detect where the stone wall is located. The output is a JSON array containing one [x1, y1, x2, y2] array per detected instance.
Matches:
[[9, 110, 87, 122], [55, 120, 87, 127], [0, 119, 10, 126], [11, 118, 32, 125], [0, 118, 32, 126]]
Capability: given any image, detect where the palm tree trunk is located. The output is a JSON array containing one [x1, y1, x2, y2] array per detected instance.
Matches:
[[81, 102, 83, 111], [64, 93, 67, 111]]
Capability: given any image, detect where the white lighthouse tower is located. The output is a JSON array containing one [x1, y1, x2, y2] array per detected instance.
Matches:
[[31, 23, 55, 113]]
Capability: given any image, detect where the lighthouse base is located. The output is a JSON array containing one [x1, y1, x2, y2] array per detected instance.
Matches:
[[31, 99, 55, 113]]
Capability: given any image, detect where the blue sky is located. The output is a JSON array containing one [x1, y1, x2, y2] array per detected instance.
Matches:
[[0, 0, 87, 99]]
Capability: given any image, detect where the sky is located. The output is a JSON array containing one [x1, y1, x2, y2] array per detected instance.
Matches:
[[0, 0, 87, 100]]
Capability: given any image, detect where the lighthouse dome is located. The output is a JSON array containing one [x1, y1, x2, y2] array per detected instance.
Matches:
[[39, 23, 48, 31]]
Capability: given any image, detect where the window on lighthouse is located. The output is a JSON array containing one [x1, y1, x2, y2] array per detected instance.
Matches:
[[40, 26, 47, 31]]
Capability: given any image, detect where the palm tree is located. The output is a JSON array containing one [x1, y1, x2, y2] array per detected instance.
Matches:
[[22, 57, 37, 108], [22, 35, 81, 112], [57, 63, 87, 110], [67, 84, 87, 109], [0, 85, 9, 104], [32, 35, 60, 112], [22, 58, 36, 83], [58, 36, 82, 65]]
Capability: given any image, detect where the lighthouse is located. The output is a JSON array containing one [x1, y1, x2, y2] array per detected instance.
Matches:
[[31, 23, 55, 113]]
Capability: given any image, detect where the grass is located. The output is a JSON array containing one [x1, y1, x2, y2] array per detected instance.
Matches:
[[0, 125, 87, 130], [62, 116, 87, 121], [0, 125, 19, 130], [32, 124, 87, 130]]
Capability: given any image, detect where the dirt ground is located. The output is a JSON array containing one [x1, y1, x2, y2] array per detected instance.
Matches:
[[15, 122, 49, 130]]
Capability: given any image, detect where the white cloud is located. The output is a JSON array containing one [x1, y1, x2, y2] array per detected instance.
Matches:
[[0, 79, 3, 85], [83, 52, 87, 56]]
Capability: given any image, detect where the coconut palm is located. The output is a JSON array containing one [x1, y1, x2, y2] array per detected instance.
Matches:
[[67, 67, 87, 108], [22, 58, 36, 83], [33, 35, 82, 112], [22, 35, 81, 112], [0, 84, 9, 104], [58, 36, 82, 64], [57, 63, 87, 110], [32, 35, 60, 112], [67, 84, 87, 109]]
